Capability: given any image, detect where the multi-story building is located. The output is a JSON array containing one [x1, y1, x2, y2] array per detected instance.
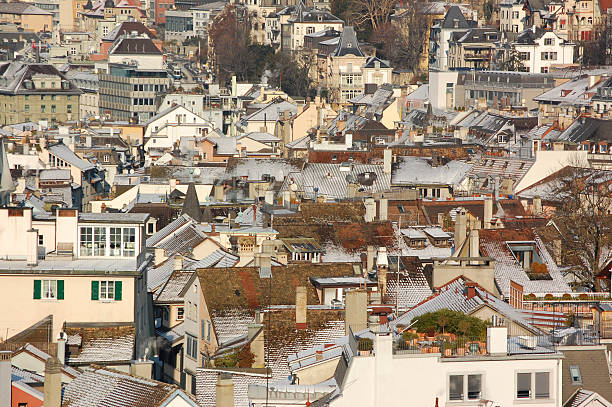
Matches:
[[154, 0, 174, 24], [0, 206, 152, 361], [0, 2, 53, 32], [513, 26, 574, 73], [448, 28, 501, 70], [500, 0, 526, 33], [0, 62, 81, 126], [327, 27, 392, 103], [430, 6, 472, 71], [279, 2, 343, 51], [190, 2, 224, 37], [165, 10, 194, 42], [99, 63, 171, 122], [67, 72, 99, 119], [34, 0, 59, 28]]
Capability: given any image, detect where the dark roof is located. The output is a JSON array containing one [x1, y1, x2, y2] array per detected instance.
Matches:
[[181, 182, 202, 222], [0, 62, 82, 95], [441, 6, 469, 29], [331, 26, 364, 57], [558, 117, 612, 143], [453, 27, 501, 43], [561, 348, 612, 404], [110, 37, 162, 55], [0, 2, 52, 15], [516, 26, 547, 44], [197, 263, 355, 310]]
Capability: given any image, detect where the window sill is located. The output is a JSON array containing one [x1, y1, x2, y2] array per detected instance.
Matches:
[[99, 299, 116, 303], [40, 298, 59, 301], [514, 398, 554, 404]]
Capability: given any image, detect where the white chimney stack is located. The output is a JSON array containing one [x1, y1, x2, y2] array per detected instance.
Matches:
[[383, 149, 392, 174], [484, 197, 493, 229], [486, 326, 508, 355], [0, 351, 11, 407]]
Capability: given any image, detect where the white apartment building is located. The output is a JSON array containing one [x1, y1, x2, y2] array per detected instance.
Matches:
[[329, 328, 563, 407], [0, 207, 152, 358], [515, 27, 574, 73], [500, 0, 526, 33]]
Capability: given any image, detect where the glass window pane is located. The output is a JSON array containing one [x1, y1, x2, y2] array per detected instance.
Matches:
[[110, 228, 121, 256], [570, 366, 582, 384], [100, 281, 107, 299], [449, 375, 464, 400], [108, 281, 114, 299], [80, 227, 92, 256], [122, 228, 135, 257], [467, 375, 481, 400], [517, 373, 531, 399], [94, 227, 106, 256], [535, 372, 549, 399]]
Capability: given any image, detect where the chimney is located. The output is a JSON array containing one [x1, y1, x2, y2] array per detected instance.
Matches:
[[216, 373, 234, 407], [169, 178, 177, 191], [57, 332, 67, 365], [85, 135, 92, 148], [533, 196, 542, 216], [174, 254, 183, 271], [248, 324, 265, 368], [265, 190, 274, 205], [486, 326, 508, 355], [39, 136, 46, 150], [364, 198, 376, 222], [43, 357, 62, 407], [0, 351, 11, 407], [296, 286, 307, 329], [315, 350, 323, 360], [345, 289, 367, 334], [252, 204, 257, 224], [484, 197, 493, 229], [366, 246, 375, 274], [379, 198, 388, 221], [377, 247, 388, 298], [553, 239, 562, 265], [466, 281, 477, 300], [454, 209, 467, 251], [469, 229, 479, 261], [214, 184, 225, 201], [383, 149, 392, 174], [26, 229, 38, 266]]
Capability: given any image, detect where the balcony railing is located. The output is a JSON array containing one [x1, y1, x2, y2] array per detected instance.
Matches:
[[394, 335, 488, 357]]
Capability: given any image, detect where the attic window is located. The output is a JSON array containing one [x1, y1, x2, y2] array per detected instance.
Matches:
[[569, 366, 582, 384], [398, 205, 405, 213]]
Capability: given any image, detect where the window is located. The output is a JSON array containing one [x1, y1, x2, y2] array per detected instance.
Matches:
[[517, 372, 550, 400], [122, 227, 135, 256], [41, 105, 46, 113], [109, 227, 122, 256], [38, 235, 43, 245], [24, 104, 29, 112], [517, 373, 531, 398], [103, 154, 110, 163], [569, 366, 582, 384], [544, 38, 554, 45], [43, 279, 57, 299], [519, 52, 530, 60], [207, 320, 211, 341], [94, 227, 106, 256], [51, 105, 56, 113], [100, 280, 115, 300], [449, 375, 464, 400], [186, 334, 198, 359], [467, 375, 481, 400], [80, 226, 93, 256], [177, 306, 184, 320]]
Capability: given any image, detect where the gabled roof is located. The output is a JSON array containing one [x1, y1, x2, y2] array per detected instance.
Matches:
[[64, 323, 135, 365], [63, 366, 199, 407], [561, 348, 612, 405], [392, 156, 472, 187], [565, 389, 612, 407], [48, 141, 95, 171], [110, 37, 162, 55], [390, 276, 539, 333], [331, 26, 364, 57], [516, 25, 548, 44], [441, 5, 469, 29]]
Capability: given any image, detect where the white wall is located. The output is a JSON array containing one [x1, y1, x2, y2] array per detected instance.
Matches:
[[331, 334, 562, 407], [515, 150, 589, 192], [429, 71, 459, 111]]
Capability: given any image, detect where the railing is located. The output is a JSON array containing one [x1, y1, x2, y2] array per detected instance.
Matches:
[[507, 335, 557, 354], [394, 335, 487, 357]]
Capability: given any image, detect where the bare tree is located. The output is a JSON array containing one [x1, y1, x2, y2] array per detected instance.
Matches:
[[349, 0, 396, 32], [550, 165, 612, 290], [208, 5, 251, 84]]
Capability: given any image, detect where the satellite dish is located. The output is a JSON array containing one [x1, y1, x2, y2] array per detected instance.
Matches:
[[194, 168, 201, 176], [290, 183, 298, 192]]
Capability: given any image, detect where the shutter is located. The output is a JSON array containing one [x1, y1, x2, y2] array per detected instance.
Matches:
[[201, 320, 205, 339], [115, 281, 122, 301], [33, 280, 41, 299], [91, 281, 99, 300], [57, 280, 64, 300]]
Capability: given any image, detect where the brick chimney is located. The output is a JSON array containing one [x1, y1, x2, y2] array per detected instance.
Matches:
[[466, 282, 477, 300], [296, 286, 307, 329], [43, 357, 62, 407], [174, 254, 183, 271]]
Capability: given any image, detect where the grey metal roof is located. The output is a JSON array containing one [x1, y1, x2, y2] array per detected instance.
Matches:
[[331, 26, 364, 57], [48, 142, 94, 171], [79, 212, 149, 223], [392, 156, 472, 186]]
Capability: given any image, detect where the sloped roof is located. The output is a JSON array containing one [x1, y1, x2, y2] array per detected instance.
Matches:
[[392, 156, 472, 186], [181, 182, 202, 222], [110, 37, 162, 55], [0, 2, 52, 15], [331, 26, 364, 57], [64, 323, 135, 364], [103, 21, 156, 41], [155, 270, 194, 303], [561, 348, 612, 405], [479, 228, 572, 297], [441, 5, 469, 29], [48, 141, 95, 171], [62, 366, 198, 407]]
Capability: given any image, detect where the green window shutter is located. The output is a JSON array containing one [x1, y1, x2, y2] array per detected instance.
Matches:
[[33, 280, 41, 299], [114, 281, 122, 301], [57, 280, 64, 300], [91, 281, 99, 300]]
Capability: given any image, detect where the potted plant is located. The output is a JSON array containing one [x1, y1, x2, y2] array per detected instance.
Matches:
[[402, 331, 419, 347]]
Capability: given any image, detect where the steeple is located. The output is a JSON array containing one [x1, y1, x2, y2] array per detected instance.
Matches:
[[181, 182, 202, 222]]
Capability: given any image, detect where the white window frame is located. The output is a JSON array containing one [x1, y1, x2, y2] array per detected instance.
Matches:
[[515, 371, 552, 400], [186, 334, 198, 359], [42, 279, 57, 299], [100, 280, 115, 300], [79, 226, 137, 258], [448, 373, 484, 402]]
